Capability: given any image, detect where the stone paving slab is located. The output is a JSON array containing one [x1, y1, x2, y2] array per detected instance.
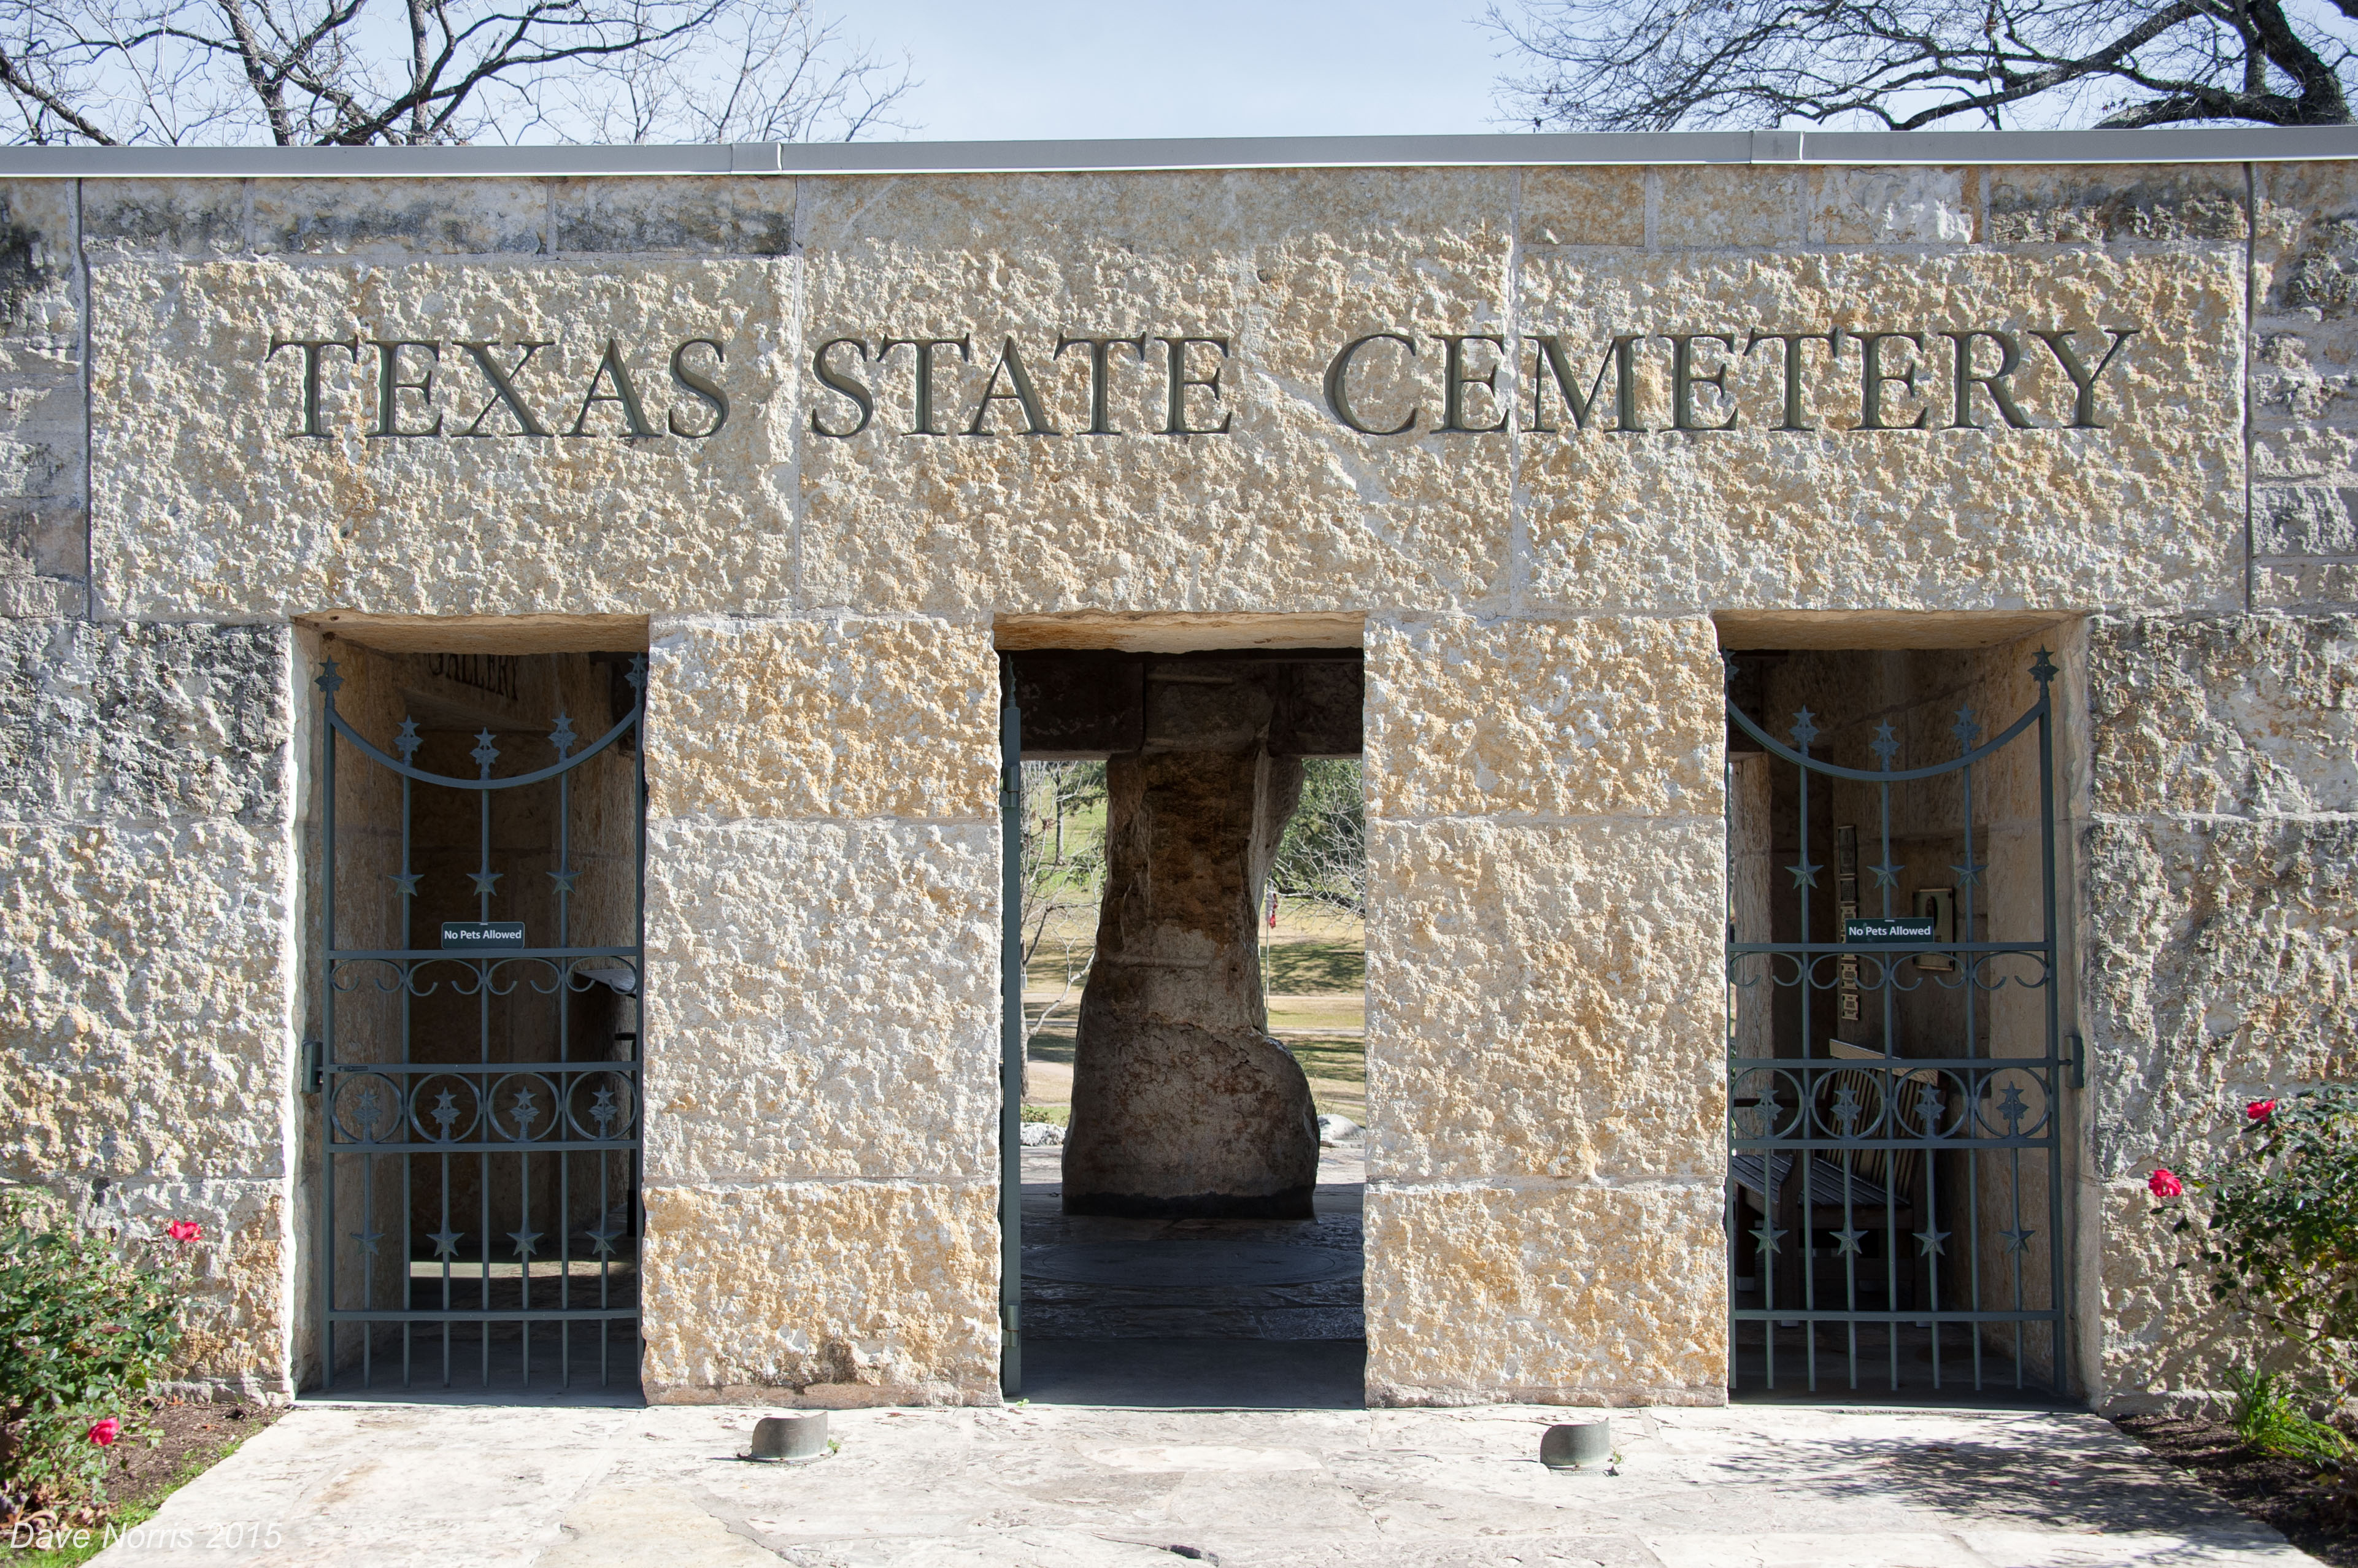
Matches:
[[87, 1400, 2314, 1567]]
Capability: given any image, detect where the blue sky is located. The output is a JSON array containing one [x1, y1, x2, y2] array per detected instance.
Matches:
[[849, 1, 1516, 141]]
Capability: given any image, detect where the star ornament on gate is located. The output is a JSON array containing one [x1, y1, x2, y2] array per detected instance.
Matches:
[[428, 1228, 464, 1261], [1751, 1223, 1789, 1256], [2000, 1226, 2038, 1256], [1833, 1228, 1867, 1257], [1914, 1226, 1951, 1257]]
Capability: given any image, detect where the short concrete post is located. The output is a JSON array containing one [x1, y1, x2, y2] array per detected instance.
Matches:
[[747, 1410, 829, 1464]]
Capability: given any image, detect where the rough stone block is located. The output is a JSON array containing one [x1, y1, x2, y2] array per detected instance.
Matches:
[[249, 179, 549, 256], [0, 183, 81, 374], [1808, 167, 1975, 246], [2256, 484, 2358, 556], [639, 1179, 997, 1404], [0, 620, 289, 824], [106, 1177, 291, 1399], [1513, 247, 2243, 613], [2257, 161, 2358, 318], [1519, 167, 1644, 248], [795, 168, 1515, 617], [2089, 613, 2358, 817], [1987, 164, 2248, 244], [2080, 815, 2358, 1175], [81, 179, 249, 256], [2090, 1180, 2319, 1412], [1364, 615, 1720, 821], [645, 617, 997, 821], [552, 177, 793, 256], [642, 820, 996, 1182], [1655, 166, 1801, 248], [0, 820, 293, 1183], [2256, 559, 2358, 610], [1364, 1182, 1727, 1405], [1365, 818, 1722, 1182], [90, 258, 797, 619]]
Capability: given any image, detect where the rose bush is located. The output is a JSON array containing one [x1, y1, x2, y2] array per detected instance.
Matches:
[[2151, 1088, 2358, 1380], [0, 1199, 190, 1522]]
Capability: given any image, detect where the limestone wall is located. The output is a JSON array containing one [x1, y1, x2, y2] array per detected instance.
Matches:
[[2082, 613, 2358, 1410], [1363, 615, 1727, 1404], [638, 617, 1002, 1405], [0, 153, 2342, 1409]]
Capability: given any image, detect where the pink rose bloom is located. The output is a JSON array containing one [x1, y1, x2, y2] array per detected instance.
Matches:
[[2149, 1169, 2184, 1199], [165, 1220, 202, 1243], [2247, 1100, 2278, 1121], [87, 1418, 120, 1447]]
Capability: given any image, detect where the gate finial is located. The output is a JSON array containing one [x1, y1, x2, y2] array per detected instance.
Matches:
[[2031, 647, 2059, 686]]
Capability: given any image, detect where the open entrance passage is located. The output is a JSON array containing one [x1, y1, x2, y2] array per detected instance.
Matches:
[[306, 637, 646, 1398], [1002, 650, 1366, 1409], [1722, 637, 2072, 1402]]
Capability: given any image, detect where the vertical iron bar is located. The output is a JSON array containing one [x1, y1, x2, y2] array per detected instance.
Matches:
[[558, 763, 572, 1387], [1796, 726, 1814, 1394], [1724, 750, 1738, 1393], [318, 664, 339, 1393], [1878, 776, 1900, 1391], [2036, 655, 2067, 1396], [999, 662, 1024, 1399]]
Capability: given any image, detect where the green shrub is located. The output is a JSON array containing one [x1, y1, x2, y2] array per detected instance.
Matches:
[[2152, 1087, 2358, 1391], [1019, 1104, 1069, 1127], [2228, 1364, 2352, 1469], [0, 1199, 188, 1522]]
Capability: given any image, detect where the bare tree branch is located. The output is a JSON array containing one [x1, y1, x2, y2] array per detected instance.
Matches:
[[0, 0, 914, 145], [1490, 0, 2357, 131]]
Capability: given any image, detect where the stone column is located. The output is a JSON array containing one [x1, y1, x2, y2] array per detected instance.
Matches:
[[1062, 671, 1321, 1218]]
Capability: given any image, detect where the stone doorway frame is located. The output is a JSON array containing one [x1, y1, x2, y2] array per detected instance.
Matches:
[[990, 612, 1371, 1399], [1713, 608, 2097, 1404]]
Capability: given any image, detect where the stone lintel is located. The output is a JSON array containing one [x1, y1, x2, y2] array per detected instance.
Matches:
[[1009, 649, 1362, 759]]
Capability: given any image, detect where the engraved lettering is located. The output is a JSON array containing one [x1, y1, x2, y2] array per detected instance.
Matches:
[[668, 338, 728, 438], [268, 335, 360, 439], [1324, 332, 1419, 435], [811, 337, 874, 437], [455, 340, 553, 437]]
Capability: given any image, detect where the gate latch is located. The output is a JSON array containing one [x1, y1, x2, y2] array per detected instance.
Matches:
[[300, 1038, 324, 1094]]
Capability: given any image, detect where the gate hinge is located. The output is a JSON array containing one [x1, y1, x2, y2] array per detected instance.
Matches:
[[300, 1038, 324, 1094], [1001, 1304, 1021, 1332], [2065, 1031, 2087, 1090]]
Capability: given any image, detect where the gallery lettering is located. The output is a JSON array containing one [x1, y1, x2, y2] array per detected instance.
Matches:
[[263, 334, 730, 439], [261, 322, 2138, 444], [1323, 326, 2140, 434]]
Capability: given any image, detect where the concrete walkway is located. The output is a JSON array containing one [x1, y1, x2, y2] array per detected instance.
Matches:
[[90, 1399, 2313, 1567]]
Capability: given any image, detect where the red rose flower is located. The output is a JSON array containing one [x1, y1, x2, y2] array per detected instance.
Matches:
[[87, 1418, 120, 1447], [2247, 1100, 2278, 1121], [2149, 1168, 2184, 1199], [165, 1220, 202, 1243]]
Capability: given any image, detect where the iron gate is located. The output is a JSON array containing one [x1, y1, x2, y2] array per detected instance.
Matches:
[[313, 655, 646, 1391], [1725, 649, 2071, 1396]]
